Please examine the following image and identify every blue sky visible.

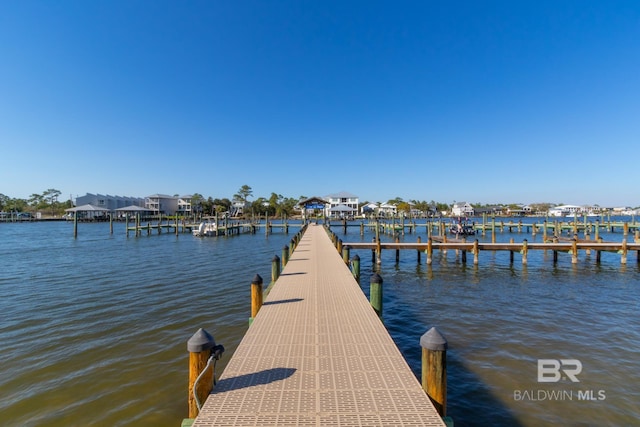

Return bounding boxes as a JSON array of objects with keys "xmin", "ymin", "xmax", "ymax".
[{"xmin": 1, "ymin": 1, "xmax": 639, "ymax": 206}]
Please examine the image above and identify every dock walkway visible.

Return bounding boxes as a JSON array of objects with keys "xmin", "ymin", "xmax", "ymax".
[{"xmin": 192, "ymin": 223, "xmax": 445, "ymax": 426}]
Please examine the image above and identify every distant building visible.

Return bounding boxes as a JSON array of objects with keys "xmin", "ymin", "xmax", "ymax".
[
  {"xmin": 324, "ymin": 191, "xmax": 359, "ymax": 219},
  {"xmin": 75, "ymin": 193, "xmax": 145, "ymax": 210},
  {"xmin": 548, "ymin": 204, "xmax": 582, "ymax": 217},
  {"xmin": 360, "ymin": 202, "xmax": 378, "ymax": 215},
  {"xmin": 378, "ymin": 203, "xmax": 397, "ymax": 217},
  {"xmin": 145, "ymin": 194, "xmax": 192, "ymax": 215},
  {"xmin": 452, "ymin": 202, "xmax": 474, "ymax": 217},
  {"xmin": 230, "ymin": 199, "xmax": 247, "ymax": 217}
]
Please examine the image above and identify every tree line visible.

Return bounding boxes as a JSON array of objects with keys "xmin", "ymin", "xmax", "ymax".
[
  {"xmin": 0, "ymin": 184, "xmax": 560, "ymax": 218},
  {"xmin": 0, "ymin": 189, "xmax": 70, "ymax": 217}
]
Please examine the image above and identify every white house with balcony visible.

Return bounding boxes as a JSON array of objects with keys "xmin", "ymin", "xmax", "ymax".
[
  {"xmin": 324, "ymin": 191, "xmax": 359, "ymax": 219},
  {"xmin": 145, "ymin": 194, "xmax": 192, "ymax": 215},
  {"xmin": 452, "ymin": 202, "xmax": 475, "ymax": 217}
]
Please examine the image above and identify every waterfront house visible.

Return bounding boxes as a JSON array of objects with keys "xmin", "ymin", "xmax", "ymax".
[
  {"xmin": 324, "ymin": 191, "xmax": 359, "ymax": 219},
  {"xmin": 145, "ymin": 194, "xmax": 192, "ymax": 215},
  {"xmin": 452, "ymin": 202, "xmax": 475, "ymax": 217},
  {"xmin": 548, "ymin": 204, "xmax": 581, "ymax": 217},
  {"xmin": 378, "ymin": 203, "xmax": 397, "ymax": 217},
  {"xmin": 75, "ymin": 193, "xmax": 145, "ymax": 211}
]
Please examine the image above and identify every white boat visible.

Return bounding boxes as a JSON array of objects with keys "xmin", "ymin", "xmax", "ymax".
[{"xmin": 192, "ymin": 221, "xmax": 217, "ymax": 237}]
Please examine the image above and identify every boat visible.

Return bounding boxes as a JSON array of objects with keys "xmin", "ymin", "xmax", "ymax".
[
  {"xmin": 192, "ymin": 221, "xmax": 217, "ymax": 237},
  {"xmin": 449, "ymin": 221, "xmax": 476, "ymax": 236}
]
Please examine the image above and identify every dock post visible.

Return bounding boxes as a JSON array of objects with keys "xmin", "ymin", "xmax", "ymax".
[
  {"xmin": 369, "ymin": 273, "xmax": 383, "ymax": 317},
  {"xmin": 73, "ymin": 211, "xmax": 78, "ymax": 238},
  {"xmin": 250, "ymin": 274, "xmax": 264, "ymax": 322},
  {"xmin": 521, "ymin": 239, "xmax": 528, "ymax": 265},
  {"xmin": 482, "ymin": 212, "xmax": 487, "ymax": 236},
  {"xmin": 187, "ymin": 328, "xmax": 215, "ymax": 419},
  {"xmin": 417, "ymin": 236, "xmax": 422, "ymax": 264},
  {"xmin": 621, "ymin": 239, "xmax": 628, "ymax": 264},
  {"xmin": 473, "ymin": 239, "xmax": 479, "ymax": 265},
  {"xmin": 395, "ymin": 236, "xmax": 400, "ymax": 263},
  {"xmin": 623, "ymin": 222, "xmax": 629, "ymax": 238},
  {"xmin": 420, "ymin": 327, "xmax": 447, "ymax": 416},
  {"xmin": 109, "ymin": 213, "xmax": 113, "ymax": 234},
  {"xmin": 596, "ymin": 237, "xmax": 602, "ymax": 263},
  {"xmin": 271, "ymin": 255, "xmax": 280, "ymax": 283},
  {"xmin": 282, "ymin": 245, "xmax": 289, "ymax": 268},
  {"xmin": 427, "ymin": 237, "xmax": 433, "ymax": 265},
  {"xmin": 371, "ymin": 237, "xmax": 376, "ymax": 264},
  {"xmin": 461, "ymin": 237, "xmax": 467, "ymax": 264},
  {"xmin": 376, "ymin": 235, "xmax": 382, "ymax": 265},
  {"xmin": 552, "ymin": 237, "xmax": 558, "ymax": 263},
  {"xmin": 351, "ymin": 254, "xmax": 360, "ymax": 282},
  {"xmin": 337, "ymin": 238, "xmax": 343, "ymax": 254},
  {"xmin": 571, "ymin": 237, "xmax": 578, "ymax": 264},
  {"xmin": 125, "ymin": 214, "xmax": 129, "ymax": 237},
  {"xmin": 342, "ymin": 245, "xmax": 350, "ymax": 264},
  {"xmin": 491, "ymin": 216, "xmax": 496, "ymax": 243},
  {"xmin": 509, "ymin": 238, "xmax": 514, "ymax": 263},
  {"xmin": 360, "ymin": 222, "xmax": 364, "ymax": 236}
]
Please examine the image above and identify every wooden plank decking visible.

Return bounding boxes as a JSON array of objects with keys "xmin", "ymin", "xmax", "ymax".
[{"xmin": 192, "ymin": 223, "xmax": 445, "ymax": 427}]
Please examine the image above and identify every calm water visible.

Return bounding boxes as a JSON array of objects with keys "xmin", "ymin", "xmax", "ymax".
[{"xmin": 1, "ymin": 220, "xmax": 638, "ymax": 426}]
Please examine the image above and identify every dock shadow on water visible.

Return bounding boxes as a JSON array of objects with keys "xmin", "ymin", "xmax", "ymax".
[{"xmin": 214, "ymin": 368, "xmax": 297, "ymax": 392}]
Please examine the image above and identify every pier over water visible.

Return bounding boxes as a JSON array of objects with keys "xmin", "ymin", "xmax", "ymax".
[{"xmin": 192, "ymin": 224, "xmax": 445, "ymax": 426}]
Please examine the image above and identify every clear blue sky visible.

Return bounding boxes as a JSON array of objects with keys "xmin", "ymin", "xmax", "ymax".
[{"xmin": 1, "ymin": 1, "xmax": 639, "ymax": 207}]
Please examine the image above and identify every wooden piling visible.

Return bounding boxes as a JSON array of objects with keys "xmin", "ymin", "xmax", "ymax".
[
  {"xmin": 427, "ymin": 237, "xmax": 433, "ymax": 265},
  {"xmin": 187, "ymin": 328, "xmax": 215, "ymax": 419},
  {"xmin": 251, "ymin": 274, "xmax": 264, "ymax": 320},
  {"xmin": 282, "ymin": 245, "xmax": 289, "ymax": 269},
  {"xmin": 417, "ymin": 236, "xmax": 422, "ymax": 264},
  {"xmin": 73, "ymin": 211, "xmax": 78, "ymax": 238},
  {"xmin": 509, "ymin": 238, "xmax": 514, "ymax": 263},
  {"xmin": 351, "ymin": 254, "xmax": 360, "ymax": 282},
  {"xmin": 395, "ymin": 236, "xmax": 400, "ymax": 263},
  {"xmin": 420, "ymin": 327, "xmax": 447, "ymax": 417},
  {"xmin": 370, "ymin": 273, "xmax": 383, "ymax": 318},
  {"xmin": 271, "ymin": 255, "xmax": 280, "ymax": 283},
  {"xmin": 342, "ymin": 245, "xmax": 350, "ymax": 264},
  {"xmin": 491, "ymin": 216, "xmax": 496, "ymax": 243},
  {"xmin": 521, "ymin": 239, "xmax": 528, "ymax": 265},
  {"xmin": 473, "ymin": 239, "xmax": 479, "ymax": 265}
]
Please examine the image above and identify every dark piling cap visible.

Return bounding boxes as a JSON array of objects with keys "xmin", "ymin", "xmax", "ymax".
[
  {"xmin": 370, "ymin": 273, "xmax": 383, "ymax": 284},
  {"xmin": 272, "ymin": 255, "xmax": 280, "ymax": 262},
  {"xmin": 353, "ymin": 254, "xmax": 360, "ymax": 261},
  {"xmin": 420, "ymin": 327, "xmax": 448, "ymax": 351},
  {"xmin": 187, "ymin": 328, "xmax": 216, "ymax": 353},
  {"xmin": 252, "ymin": 274, "xmax": 263, "ymax": 285}
]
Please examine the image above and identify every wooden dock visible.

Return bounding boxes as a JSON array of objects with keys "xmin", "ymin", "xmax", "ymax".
[{"xmin": 190, "ymin": 224, "xmax": 446, "ymax": 426}]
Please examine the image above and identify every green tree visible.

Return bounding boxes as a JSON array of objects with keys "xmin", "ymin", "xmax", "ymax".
[
  {"xmin": 191, "ymin": 193, "xmax": 204, "ymax": 215},
  {"xmin": 43, "ymin": 188, "xmax": 61, "ymax": 216},
  {"xmin": 0, "ymin": 193, "xmax": 8, "ymax": 211},
  {"xmin": 235, "ymin": 185, "xmax": 253, "ymax": 204}
]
